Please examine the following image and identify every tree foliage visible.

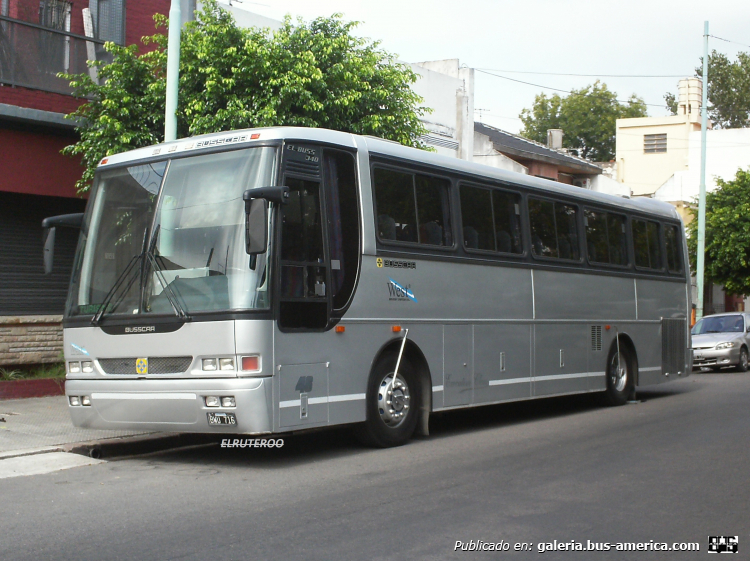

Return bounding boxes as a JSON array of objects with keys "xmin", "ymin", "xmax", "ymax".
[
  {"xmin": 518, "ymin": 81, "xmax": 647, "ymax": 162},
  {"xmin": 687, "ymin": 168, "xmax": 750, "ymax": 296},
  {"xmin": 696, "ymin": 50, "xmax": 750, "ymax": 129},
  {"xmin": 61, "ymin": 1, "xmax": 427, "ymax": 192}
]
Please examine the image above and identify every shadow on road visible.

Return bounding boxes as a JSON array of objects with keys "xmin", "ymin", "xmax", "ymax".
[{"xmin": 128, "ymin": 376, "xmax": 704, "ymax": 470}]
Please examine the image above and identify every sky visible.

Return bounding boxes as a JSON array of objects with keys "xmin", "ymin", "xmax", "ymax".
[{"xmin": 224, "ymin": 0, "xmax": 750, "ymax": 134}]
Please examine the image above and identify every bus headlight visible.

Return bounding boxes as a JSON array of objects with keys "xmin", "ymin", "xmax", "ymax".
[
  {"xmin": 81, "ymin": 361, "xmax": 93, "ymax": 373},
  {"xmin": 81, "ymin": 395, "xmax": 91, "ymax": 406},
  {"xmin": 68, "ymin": 361, "xmax": 81, "ymax": 374},
  {"xmin": 202, "ymin": 358, "xmax": 218, "ymax": 371},
  {"xmin": 205, "ymin": 396, "xmax": 220, "ymax": 407},
  {"xmin": 221, "ymin": 396, "xmax": 236, "ymax": 407},
  {"xmin": 69, "ymin": 396, "xmax": 81, "ymax": 406},
  {"xmin": 219, "ymin": 358, "xmax": 235, "ymax": 371}
]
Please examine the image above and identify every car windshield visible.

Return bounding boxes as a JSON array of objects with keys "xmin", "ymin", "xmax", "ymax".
[
  {"xmin": 66, "ymin": 147, "xmax": 277, "ymax": 318},
  {"xmin": 691, "ymin": 315, "xmax": 745, "ymax": 335}
]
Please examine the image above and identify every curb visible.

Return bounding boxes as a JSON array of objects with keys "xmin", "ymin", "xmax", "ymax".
[
  {"xmin": 0, "ymin": 378, "xmax": 65, "ymax": 400},
  {"xmin": 62, "ymin": 432, "xmax": 218, "ymax": 459}
]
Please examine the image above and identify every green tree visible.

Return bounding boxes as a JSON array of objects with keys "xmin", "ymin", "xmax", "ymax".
[
  {"xmin": 687, "ymin": 168, "xmax": 750, "ymax": 296},
  {"xmin": 518, "ymin": 81, "xmax": 647, "ymax": 162},
  {"xmin": 697, "ymin": 50, "xmax": 750, "ymax": 129},
  {"xmin": 61, "ymin": 1, "xmax": 427, "ymax": 193}
]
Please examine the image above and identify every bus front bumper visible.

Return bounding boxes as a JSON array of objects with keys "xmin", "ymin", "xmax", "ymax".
[{"xmin": 65, "ymin": 377, "xmax": 273, "ymax": 434}]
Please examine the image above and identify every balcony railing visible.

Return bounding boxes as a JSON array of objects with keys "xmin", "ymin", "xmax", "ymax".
[{"xmin": 0, "ymin": 15, "xmax": 107, "ymax": 96}]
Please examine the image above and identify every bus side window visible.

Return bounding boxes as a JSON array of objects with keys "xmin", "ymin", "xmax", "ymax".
[
  {"xmin": 585, "ymin": 209, "xmax": 628, "ymax": 266},
  {"xmin": 665, "ymin": 224, "xmax": 683, "ymax": 273},
  {"xmin": 633, "ymin": 218, "xmax": 662, "ymax": 270},
  {"xmin": 323, "ymin": 150, "xmax": 360, "ymax": 310},
  {"xmin": 460, "ymin": 185, "xmax": 494, "ymax": 251},
  {"xmin": 373, "ymin": 167, "xmax": 452, "ymax": 247},
  {"xmin": 492, "ymin": 190, "xmax": 523, "ymax": 254},
  {"xmin": 529, "ymin": 198, "xmax": 557, "ymax": 258},
  {"xmin": 373, "ymin": 168, "xmax": 416, "ymax": 243}
]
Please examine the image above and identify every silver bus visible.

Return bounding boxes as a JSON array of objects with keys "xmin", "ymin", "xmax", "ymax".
[{"xmin": 44, "ymin": 127, "xmax": 691, "ymax": 447}]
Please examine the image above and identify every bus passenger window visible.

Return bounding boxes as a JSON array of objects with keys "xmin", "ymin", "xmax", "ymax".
[
  {"xmin": 555, "ymin": 204, "xmax": 579, "ymax": 260},
  {"xmin": 373, "ymin": 168, "xmax": 416, "ymax": 243},
  {"xmin": 585, "ymin": 210, "xmax": 628, "ymax": 266},
  {"xmin": 665, "ymin": 224, "xmax": 683, "ymax": 273},
  {"xmin": 460, "ymin": 186, "xmax": 494, "ymax": 250},
  {"xmin": 529, "ymin": 199, "xmax": 557, "ymax": 258},
  {"xmin": 492, "ymin": 190, "xmax": 523, "ymax": 254},
  {"xmin": 373, "ymin": 167, "xmax": 452, "ymax": 247},
  {"xmin": 633, "ymin": 219, "xmax": 661, "ymax": 269},
  {"xmin": 415, "ymin": 175, "xmax": 452, "ymax": 246}
]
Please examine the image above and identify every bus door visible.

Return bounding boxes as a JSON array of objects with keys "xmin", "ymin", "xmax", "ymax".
[{"xmin": 274, "ymin": 143, "xmax": 332, "ymax": 429}]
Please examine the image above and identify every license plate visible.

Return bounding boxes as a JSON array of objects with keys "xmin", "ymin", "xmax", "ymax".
[{"xmin": 207, "ymin": 412, "xmax": 236, "ymax": 426}]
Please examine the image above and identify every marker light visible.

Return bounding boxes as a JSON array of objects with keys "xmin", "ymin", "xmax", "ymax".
[
  {"xmin": 69, "ymin": 396, "xmax": 81, "ymax": 406},
  {"xmin": 81, "ymin": 395, "xmax": 91, "ymax": 406},
  {"xmin": 202, "ymin": 358, "xmax": 218, "ymax": 371},
  {"xmin": 219, "ymin": 358, "xmax": 235, "ymax": 371},
  {"xmin": 335, "ymin": 325, "xmax": 345, "ymax": 333},
  {"xmin": 241, "ymin": 355, "xmax": 260, "ymax": 372},
  {"xmin": 81, "ymin": 361, "xmax": 93, "ymax": 373},
  {"xmin": 205, "ymin": 396, "xmax": 220, "ymax": 407},
  {"xmin": 221, "ymin": 396, "xmax": 236, "ymax": 407},
  {"xmin": 68, "ymin": 361, "xmax": 81, "ymax": 373},
  {"xmin": 250, "ymin": 133, "xmax": 261, "ymax": 139},
  {"xmin": 392, "ymin": 326, "xmax": 401, "ymax": 333}
]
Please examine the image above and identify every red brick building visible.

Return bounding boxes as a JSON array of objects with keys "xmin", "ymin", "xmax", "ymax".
[{"xmin": 0, "ymin": 0, "xmax": 169, "ymax": 365}]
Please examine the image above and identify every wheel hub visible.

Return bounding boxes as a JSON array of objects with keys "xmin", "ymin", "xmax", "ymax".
[
  {"xmin": 610, "ymin": 351, "xmax": 627, "ymax": 392},
  {"xmin": 377, "ymin": 373, "xmax": 411, "ymax": 428}
]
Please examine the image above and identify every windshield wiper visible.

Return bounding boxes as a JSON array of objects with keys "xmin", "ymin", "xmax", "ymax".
[
  {"xmin": 146, "ymin": 250, "xmax": 190, "ymax": 321},
  {"xmin": 91, "ymin": 254, "xmax": 142, "ymax": 325}
]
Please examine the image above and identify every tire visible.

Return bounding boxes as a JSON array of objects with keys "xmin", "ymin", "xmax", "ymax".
[
  {"xmin": 355, "ymin": 353, "xmax": 420, "ymax": 448},
  {"xmin": 737, "ymin": 347, "xmax": 749, "ymax": 372},
  {"xmin": 603, "ymin": 343, "xmax": 635, "ymax": 406}
]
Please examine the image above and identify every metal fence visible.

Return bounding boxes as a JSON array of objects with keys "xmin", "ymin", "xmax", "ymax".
[{"xmin": 0, "ymin": 15, "xmax": 105, "ymax": 95}]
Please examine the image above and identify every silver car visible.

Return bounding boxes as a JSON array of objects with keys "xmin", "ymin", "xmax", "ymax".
[{"xmin": 691, "ymin": 312, "xmax": 750, "ymax": 372}]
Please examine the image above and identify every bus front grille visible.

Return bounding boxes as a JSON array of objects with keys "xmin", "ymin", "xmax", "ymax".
[{"xmin": 98, "ymin": 357, "xmax": 193, "ymax": 375}]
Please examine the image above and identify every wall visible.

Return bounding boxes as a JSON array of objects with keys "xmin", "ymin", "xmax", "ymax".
[
  {"xmin": 615, "ymin": 114, "xmax": 701, "ymax": 197},
  {"xmin": 0, "ymin": 316, "xmax": 63, "ymax": 365},
  {"xmin": 472, "ymin": 131, "xmax": 527, "ymax": 174}
]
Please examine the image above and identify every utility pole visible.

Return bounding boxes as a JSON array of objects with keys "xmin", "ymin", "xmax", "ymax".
[
  {"xmin": 164, "ymin": 0, "xmax": 182, "ymax": 142},
  {"xmin": 696, "ymin": 21, "xmax": 709, "ymax": 320}
]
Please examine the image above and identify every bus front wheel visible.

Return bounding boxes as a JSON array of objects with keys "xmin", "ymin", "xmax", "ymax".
[
  {"xmin": 603, "ymin": 344, "xmax": 635, "ymax": 406},
  {"xmin": 355, "ymin": 354, "xmax": 420, "ymax": 448}
]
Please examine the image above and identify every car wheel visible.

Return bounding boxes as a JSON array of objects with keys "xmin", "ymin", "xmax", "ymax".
[
  {"xmin": 737, "ymin": 347, "xmax": 749, "ymax": 372},
  {"xmin": 355, "ymin": 353, "xmax": 420, "ymax": 448},
  {"xmin": 603, "ymin": 343, "xmax": 635, "ymax": 406}
]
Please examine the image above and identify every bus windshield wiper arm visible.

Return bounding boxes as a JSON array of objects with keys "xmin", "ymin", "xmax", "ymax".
[
  {"xmin": 146, "ymin": 251, "xmax": 190, "ymax": 322},
  {"xmin": 91, "ymin": 254, "xmax": 142, "ymax": 325}
]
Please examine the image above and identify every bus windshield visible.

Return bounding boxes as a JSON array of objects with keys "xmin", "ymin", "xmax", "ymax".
[{"xmin": 67, "ymin": 147, "xmax": 277, "ymax": 318}]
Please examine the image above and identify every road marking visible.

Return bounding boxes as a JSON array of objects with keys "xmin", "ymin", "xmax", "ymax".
[{"xmin": 0, "ymin": 452, "xmax": 104, "ymax": 480}]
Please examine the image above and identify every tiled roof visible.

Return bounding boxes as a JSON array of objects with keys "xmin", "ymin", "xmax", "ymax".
[{"xmin": 475, "ymin": 122, "xmax": 602, "ymax": 174}]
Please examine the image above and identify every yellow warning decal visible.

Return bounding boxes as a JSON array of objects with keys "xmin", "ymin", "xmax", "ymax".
[
  {"xmin": 135, "ymin": 357, "xmax": 148, "ymax": 375},
  {"xmin": 376, "ymin": 258, "xmax": 383, "ymax": 268}
]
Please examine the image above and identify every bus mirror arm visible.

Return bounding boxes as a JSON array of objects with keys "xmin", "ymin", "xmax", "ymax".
[
  {"xmin": 41, "ymin": 213, "xmax": 84, "ymax": 275},
  {"xmin": 243, "ymin": 186, "xmax": 289, "ymax": 205}
]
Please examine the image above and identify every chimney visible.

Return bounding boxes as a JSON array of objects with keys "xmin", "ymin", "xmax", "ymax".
[
  {"xmin": 678, "ymin": 77, "xmax": 702, "ymax": 115},
  {"xmin": 547, "ymin": 129, "xmax": 563, "ymax": 150}
]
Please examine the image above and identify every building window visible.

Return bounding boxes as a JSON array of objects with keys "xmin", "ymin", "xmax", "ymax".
[{"xmin": 644, "ymin": 133, "xmax": 667, "ymax": 154}]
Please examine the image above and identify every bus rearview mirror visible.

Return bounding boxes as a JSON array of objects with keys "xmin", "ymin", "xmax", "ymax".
[
  {"xmin": 43, "ymin": 227, "xmax": 56, "ymax": 275},
  {"xmin": 245, "ymin": 198, "xmax": 268, "ymax": 255}
]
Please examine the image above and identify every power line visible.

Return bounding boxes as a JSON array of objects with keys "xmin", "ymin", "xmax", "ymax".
[
  {"xmin": 709, "ymin": 34, "xmax": 750, "ymax": 50},
  {"xmin": 475, "ymin": 69, "xmax": 668, "ymax": 109},
  {"xmin": 477, "ymin": 68, "xmax": 686, "ymax": 78}
]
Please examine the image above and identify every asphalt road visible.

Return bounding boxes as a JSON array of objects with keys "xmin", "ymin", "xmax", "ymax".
[{"xmin": 2, "ymin": 372, "xmax": 748, "ymax": 561}]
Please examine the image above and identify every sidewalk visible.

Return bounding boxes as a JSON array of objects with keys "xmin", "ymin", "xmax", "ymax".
[{"xmin": 0, "ymin": 395, "xmax": 154, "ymax": 458}]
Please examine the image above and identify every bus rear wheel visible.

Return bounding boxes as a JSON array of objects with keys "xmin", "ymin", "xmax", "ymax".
[
  {"xmin": 603, "ymin": 344, "xmax": 635, "ymax": 406},
  {"xmin": 355, "ymin": 354, "xmax": 420, "ymax": 448}
]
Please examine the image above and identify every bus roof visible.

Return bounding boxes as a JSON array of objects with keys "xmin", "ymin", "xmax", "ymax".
[{"xmin": 98, "ymin": 126, "xmax": 681, "ymax": 221}]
